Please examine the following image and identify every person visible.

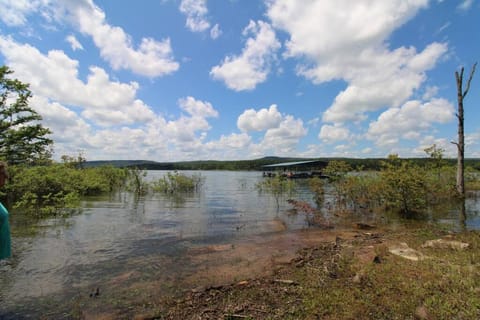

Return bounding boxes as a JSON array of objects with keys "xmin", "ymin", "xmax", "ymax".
[{"xmin": 0, "ymin": 161, "xmax": 11, "ymax": 260}]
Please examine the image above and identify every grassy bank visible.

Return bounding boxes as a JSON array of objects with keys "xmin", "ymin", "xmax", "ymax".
[{"xmin": 160, "ymin": 226, "xmax": 479, "ymax": 319}]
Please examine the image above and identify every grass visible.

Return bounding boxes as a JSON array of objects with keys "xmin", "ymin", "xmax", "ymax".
[{"xmin": 291, "ymin": 229, "xmax": 480, "ymax": 319}]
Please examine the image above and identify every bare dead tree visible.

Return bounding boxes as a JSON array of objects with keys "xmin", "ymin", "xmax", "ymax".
[{"xmin": 452, "ymin": 62, "xmax": 476, "ymax": 197}]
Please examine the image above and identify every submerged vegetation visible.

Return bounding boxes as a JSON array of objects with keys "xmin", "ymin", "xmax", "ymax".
[
  {"xmin": 2, "ymin": 163, "xmax": 205, "ymax": 218},
  {"xmin": 306, "ymin": 147, "xmax": 478, "ymax": 218},
  {"xmin": 152, "ymin": 171, "xmax": 204, "ymax": 194},
  {"xmin": 256, "ymin": 175, "xmax": 296, "ymax": 208},
  {"xmin": 3, "ymin": 163, "xmax": 129, "ymax": 218}
]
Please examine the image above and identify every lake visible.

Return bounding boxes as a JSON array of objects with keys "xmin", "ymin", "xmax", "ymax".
[{"xmin": 1, "ymin": 170, "xmax": 479, "ymax": 318}]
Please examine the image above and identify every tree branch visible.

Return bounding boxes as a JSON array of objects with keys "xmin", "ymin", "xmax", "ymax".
[{"xmin": 463, "ymin": 62, "xmax": 477, "ymax": 98}]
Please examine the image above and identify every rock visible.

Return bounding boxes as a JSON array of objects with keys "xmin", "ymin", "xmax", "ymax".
[
  {"xmin": 388, "ymin": 243, "xmax": 426, "ymax": 261},
  {"xmin": 352, "ymin": 270, "xmax": 365, "ymax": 284},
  {"xmin": 421, "ymin": 239, "xmax": 469, "ymax": 250},
  {"xmin": 273, "ymin": 279, "xmax": 298, "ymax": 285},
  {"xmin": 414, "ymin": 305, "xmax": 431, "ymax": 319}
]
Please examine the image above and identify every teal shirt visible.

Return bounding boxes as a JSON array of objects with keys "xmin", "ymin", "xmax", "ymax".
[{"xmin": 0, "ymin": 202, "xmax": 11, "ymax": 260}]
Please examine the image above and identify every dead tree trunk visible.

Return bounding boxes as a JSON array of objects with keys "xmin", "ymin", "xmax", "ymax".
[{"xmin": 453, "ymin": 62, "xmax": 476, "ymax": 197}]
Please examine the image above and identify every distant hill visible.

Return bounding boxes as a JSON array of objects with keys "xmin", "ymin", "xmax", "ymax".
[
  {"xmin": 84, "ymin": 156, "xmax": 316, "ymax": 171},
  {"xmin": 84, "ymin": 157, "xmax": 480, "ymax": 171}
]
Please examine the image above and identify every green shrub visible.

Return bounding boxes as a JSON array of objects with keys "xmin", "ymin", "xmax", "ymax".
[
  {"xmin": 3, "ymin": 164, "xmax": 128, "ymax": 217},
  {"xmin": 152, "ymin": 171, "xmax": 204, "ymax": 194}
]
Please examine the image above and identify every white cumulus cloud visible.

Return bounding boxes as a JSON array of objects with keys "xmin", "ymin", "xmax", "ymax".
[
  {"xmin": 267, "ymin": 0, "xmax": 448, "ymax": 124},
  {"xmin": 237, "ymin": 104, "xmax": 282, "ymax": 132},
  {"xmin": 178, "ymin": 96, "xmax": 219, "ymax": 118},
  {"xmin": 61, "ymin": 0, "xmax": 179, "ymax": 77},
  {"xmin": 65, "ymin": 34, "xmax": 83, "ymax": 50},
  {"xmin": 367, "ymin": 98, "xmax": 454, "ymax": 147},
  {"xmin": 210, "ymin": 20, "xmax": 280, "ymax": 91},
  {"xmin": 179, "ymin": 0, "xmax": 210, "ymax": 32},
  {"xmin": 0, "ymin": 36, "xmax": 155, "ymax": 126},
  {"xmin": 319, "ymin": 125, "xmax": 351, "ymax": 143}
]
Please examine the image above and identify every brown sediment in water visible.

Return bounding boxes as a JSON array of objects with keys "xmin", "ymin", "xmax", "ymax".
[
  {"xmin": 180, "ymin": 228, "xmax": 361, "ymax": 289},
  {"xmin": 74, "ymin": 221, "xmax": 383, "ymax": 319}
]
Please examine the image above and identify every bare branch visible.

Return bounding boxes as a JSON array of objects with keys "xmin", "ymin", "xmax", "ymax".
[
  {"xmin": 463, "ymin": 62, "xmax": 477, "ymax": 98},
  {"xmin": 455, "ymin": 67, "xmax": 464, "ymax": 87}
]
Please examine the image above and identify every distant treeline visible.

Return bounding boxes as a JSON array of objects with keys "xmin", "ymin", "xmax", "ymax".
[{"xmin": 84, "ymin": 157, "xmax": 480, "ymax": 172}]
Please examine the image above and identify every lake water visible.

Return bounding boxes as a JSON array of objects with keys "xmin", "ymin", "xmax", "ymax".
[{"xmin": 0, "ymin": 170, "xmax": 479, "ymax": 318}]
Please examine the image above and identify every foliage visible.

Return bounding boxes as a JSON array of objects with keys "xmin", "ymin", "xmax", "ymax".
[
  {"xmin": 323, "ymin": 160, "xmax": 352, "ymax": 182},
  {"xmin": 3, "ymin": 164, "xmax": 128, "ymax": 217},
  {"xmin": 380, "ymin": 155, "xmax": 428, "ymax": 216},
  {"xmin": 334, "ymin": 174, "xmax": 384, "ymax": 213},
  {"xmin": 126, "ymin": 167, "xmax": 149, "ymax": 195},
  {"xmin": 256, "ymin": 175, "xmax": 296, "ymax": 208},
  {"xmin": 308, "ymin": 177, "xmax": 325, "ymax": 207},
  {"xmin": 0, "ymin": 66, "xmax": 53, "ymax": 165},
  {"xmin": 61, "ymin": 152, "xmax": 87, "ymax": 169},
  {"xmin": 310, "ymin": 149, "xmax": 471, "ymax": 217},
  {"xmin": 152, "ymin": 171, "xmax": 204, "ymax": 194}
]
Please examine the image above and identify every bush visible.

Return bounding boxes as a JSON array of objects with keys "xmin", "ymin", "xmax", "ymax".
[
  {"xmin": 152, "ymin": 171, "xmax": 204, "ymax": 194},
  {"xmin": 3, "ymin": 164, "xmax": 128, "ymax": 217}
]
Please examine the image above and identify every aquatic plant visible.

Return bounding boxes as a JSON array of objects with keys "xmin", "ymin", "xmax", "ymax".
[
  {"xmin": 152, "ymin": 171, "xmax": 204, "ymax": 194},
  {"xmin": 256, "ymin": 175, "xmax": 295, "ymax": 209}
]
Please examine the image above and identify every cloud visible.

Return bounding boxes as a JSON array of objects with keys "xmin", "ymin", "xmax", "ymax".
[
  {"xmin": 267, "ymin": 0, "xmax": 448, "ymax": 124},
  {"xmin": 65, "ymin": 34, "xmax": 83, "ymax": 50},
  {"xmin": 260, "ymin": 115, "xmax": 307, "ymax": 154},
  {"xmin": 367, "ymin": 98, "xmax": 454, "ymax": 147},
  {"xmin": 31, "ymin": 95, "xmax": 91, "ymax": 146},
  {"xmin": 179, "ymin": 0, "xmax": 210, "ymax": 32},
  {"xmin": 204, "ymin": 133, "xmax": 252, "ymax": 159},
  {"xmin": 237, "ymin": 104, "xmax": 282, "ymax": 132},
  {"xmin": 0, "ymin": 0, "xmax": 52, "ymax": 26},
  {"xmin": 319, "ymin": 124, "xmax": 350, "ymax": 143},
  {"xmin": 61, "ymin": 0, "xmax": 179, "ymax": 77},
  {"xmin": 236, "ymin": 104, "xmax": 307, "ymax": 156},
  {"xmin": 210, "ymin": 20, "xmax": 280, "ymax": 91},
  {"xmin": 210, "ymin": 23, "xmax": 222, "ymax": 39},
  {"xmin": 457, "ymin": 0, "xmax": 474, "ymax": 11},
  {"xmin": 0, "ymin": 36, "xmax": 155, "ymax": 126},
  {"xmin": 178, "ymin": 96, "xmax": 219, "ymax": 118}
]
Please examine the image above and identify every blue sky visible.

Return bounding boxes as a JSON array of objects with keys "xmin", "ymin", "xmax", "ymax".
[{"xmin": 0, "ymin": 0, "xmax": 479, "ymax": 161}]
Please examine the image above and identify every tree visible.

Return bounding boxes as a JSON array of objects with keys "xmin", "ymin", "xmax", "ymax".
[
  {"xmin": 0, "ymin": 66, "xmax": 53, "ymax": 165},
  {"xmin": 452, "ymin": 62, "xmax": 477, "ymax": 196}
]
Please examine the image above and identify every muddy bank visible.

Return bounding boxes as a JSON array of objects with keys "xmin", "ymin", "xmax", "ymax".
[
  {"xmin": 161, "ymin": 231, "xmax": 384, "ymax": 320},
  {"xmin": 68, "ymin": 227, "xmax": 370, "ymax": 319},
  {"xmin": 158, "ymin": 228, "xmax": 480, "ymax": 320}
]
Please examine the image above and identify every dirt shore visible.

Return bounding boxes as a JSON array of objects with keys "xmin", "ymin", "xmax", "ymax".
[{"xmin": 78, "ymin": 225, "xmax": 480, "ymax": 320}]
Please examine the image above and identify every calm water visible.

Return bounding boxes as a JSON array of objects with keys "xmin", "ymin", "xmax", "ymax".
[
  {"xmin": 0, "ymin": 171, "xmax": 311, "ymax": 318},
  {"xmin": 0, "ymin": 170, "xmax": 479, "ymax": 318}
]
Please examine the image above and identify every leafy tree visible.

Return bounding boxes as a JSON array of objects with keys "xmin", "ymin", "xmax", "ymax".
[
  {"xmin": 380, "ymin": 155, "xmax": 427, "ymax": 216},
  {"xmin": 0, "ymin": 66, "xmax": 53, "ymax": 164},
  {"xmin": 323, "ymin": 160, "xmax": 352, "ymax": 182}
]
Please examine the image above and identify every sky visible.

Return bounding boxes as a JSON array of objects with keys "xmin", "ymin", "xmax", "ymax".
[{"xmin": 0, "ymin": 0, "xmax": 479, "ymax": 161}]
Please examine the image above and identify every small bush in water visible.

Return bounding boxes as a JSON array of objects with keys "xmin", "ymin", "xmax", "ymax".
[{"xmin": 152, "ymin": 171, "xmax": 204, "ymax": 193}]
